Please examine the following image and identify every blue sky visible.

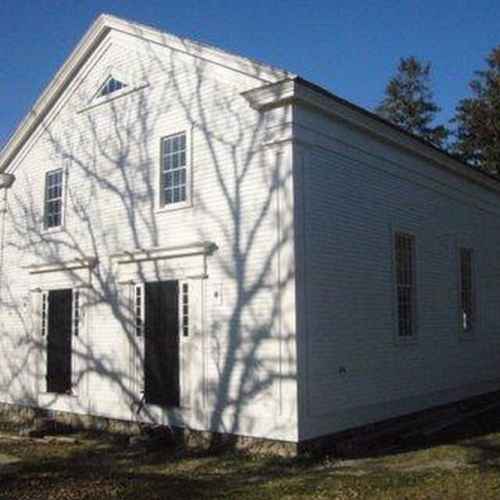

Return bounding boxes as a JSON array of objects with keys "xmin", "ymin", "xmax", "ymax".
[{"xmin": 1, "ymin": 0, "xmax": 499, "ymax": 148}]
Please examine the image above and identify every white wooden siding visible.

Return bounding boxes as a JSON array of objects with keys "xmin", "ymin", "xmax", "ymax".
[
  {"xmin": 295, "ymin": 107, "xmax": 500, "ymax": 440},
  {"xmin": 0, "ymin": 30, "xmax": 298, "ymax": 441}
]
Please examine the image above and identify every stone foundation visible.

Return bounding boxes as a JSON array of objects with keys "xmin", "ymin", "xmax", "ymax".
[
  {"xmin": 0, "ymin": 403, "xmax": 297, "ymax": 456},
  {"xmin": 2, "ymin": 389, "xmax": 498, "ymax": 458}
]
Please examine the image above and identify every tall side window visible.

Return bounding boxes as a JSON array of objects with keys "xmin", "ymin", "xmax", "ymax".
[
  {"xmin": 181, "ymin": 283, "xmax": 189, "ymax": 337},
  {"xmin": 41, "ymin": 291, "xmax": 48, "ymax": 337},
  {"xmin": 160, "ymin": 132, "xmax": 187, "ymax": 206},
  {"xmin": 73, "ymin": 290, "xmax": 80, "ymax": 337},
  {"xmin": 459, "ymin": 248, "xmax": 474, "ymax": 333},
  {"xmin": 395, "ymin": 232, "xmax": 416, "ymax": 338},
  {"xmin": 135, "ymin": 285, "xmax": 144, "ymax": 337},
  {"xmin": 44, "ymin": 169, "xmax": 64, "ymax": 229}
]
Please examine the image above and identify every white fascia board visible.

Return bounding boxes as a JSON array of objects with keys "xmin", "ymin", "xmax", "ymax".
[
  {"xmin": 101, "ymin": 14, "xmax": 292, "ymax": 84},
  {"xmin": 243, "ymin": 78, "xmax": 500, "ymax": 197}
]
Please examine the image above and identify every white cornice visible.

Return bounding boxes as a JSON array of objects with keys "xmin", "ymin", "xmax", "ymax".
[
  {"xmin": 26, "ymin": 257, "xmax": 98, "ymax": 274},
  {"xmin": 243, "ymin": 79, "xmax": 296, "ymax": 111},
  {"xmin": 110, "ymin": 241, "xmax": 217, "ymax": 265},
  {"xmin": 0, "ymin": 14, "xmax": 291, "ymax": 173},
  {"xmin": 242, "ymin": 78, "xmax": 500, "ymax": 197}
]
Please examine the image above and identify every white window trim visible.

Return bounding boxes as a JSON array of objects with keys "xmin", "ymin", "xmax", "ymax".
[
  {"xmin": 178, "ymin": 278, "xmax": 193, "ymax": 409},
  {"xmin": 72, "ymin": 289, "xmax": 81, "ymax": 337},
  {"xmin": 87, "ymin": 80, "xmax": 147, "ymax": 110},
  {"xmin": 155, "ymin": 127, "xmax": 193, "ymax": 213},
  {"xmin": 180, "ymin": 281, "xmax": 189, "ymax": 339},
  {"xmin": 456, "ymin": 243, "xmax": 478, "ymax": 340},
  {"xmin": 40, "ymin": 290, "xmax": 49, "ymax": 338},
  {"xmin": 134, "ymin": 283, "xmax": 145, "ymax": 338},
  {"xmin": 391, "ymin": 226, "xmax": 419, "ymax": 345},
  {"xmin": 78, "ymin": 65, "xmax": 150, "ymax": 113},
  {"xmin": 126, "ymin": 281, "xmax": 145, "ymax": 400},
  {"xmin": 41, "ymin": 166, "xmax": 67, "ymax": 233}
]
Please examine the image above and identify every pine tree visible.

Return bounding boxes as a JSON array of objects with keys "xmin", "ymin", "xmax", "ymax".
[
  {"xmin": 452, "ymin": 46, "xmax": 500, "ymax": 175},
  {"xmin": 376, "ymin": 56, "xmax": 448, "ymax": 148}
]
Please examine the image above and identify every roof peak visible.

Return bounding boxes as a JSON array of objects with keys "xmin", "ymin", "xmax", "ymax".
[
  {"xmin": 0, "ymin": 13, "xmax": 293, "ymax": 171},
  {"xmin": 96, "ymin": 13, "xmax": 292, "ymax": 82}
]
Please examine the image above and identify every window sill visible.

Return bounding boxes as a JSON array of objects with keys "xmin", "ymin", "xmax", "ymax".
[
  {"xmin": 77, "ymin": 83, "xmax": 149, "ymax": 113},
  {"xmin": 39, "ymin": 391, "xmax": 78, "ymax": 399},
  {"xmin": 41, "ymin": 225, "xmax": 65, "ymax": 236},
  {"xmin": 144, "ymin": 402, "xmax": 188, "ymax": 414},
  {"xmin": 155, "ymin": 200, "xmax": 192, "ymax": 214}
]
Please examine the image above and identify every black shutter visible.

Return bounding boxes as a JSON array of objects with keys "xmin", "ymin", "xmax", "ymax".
[
  {"xmin": 144, "ymin": 281, "xmax": 180, "ymax": 406},
  {"xmin": 46, "ymin": 289, "xmax": 73, "ymax": 394}
]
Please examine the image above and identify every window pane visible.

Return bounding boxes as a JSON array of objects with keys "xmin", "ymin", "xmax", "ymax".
[
  {"xmin": 460, "ymin": 248, "xmax": 474, "ymax": 332},
  {"xmin": 164, "ymin": 189, "xmax": 173, "ymax": 204},
  {"xmin": 44, "ymin": 169, "xmax": 64, "ymax": 229},
  {"xmin": 160, "ymin": 132, "xmax": 187, "ymax": 206},
  {"xmin": 395, "ymin": 232, "xmax": 416, "ymax": 337},
  {"xmin": 100, "ymin": 77, "xmax": 127, "ymax": 97},
  {"xmin": 165, "ymin": 172, "xmax": 173, "ymax": 187}
]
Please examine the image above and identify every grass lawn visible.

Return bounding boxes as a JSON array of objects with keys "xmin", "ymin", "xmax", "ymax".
[{"xmin": 1, "ymin": 410, "xmax": 500, "ymax": 499}]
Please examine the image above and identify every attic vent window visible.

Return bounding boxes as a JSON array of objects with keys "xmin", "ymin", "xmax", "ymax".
[{"xmin": 99, "ymin": 77, "xmax": 127, "ymax": 97}]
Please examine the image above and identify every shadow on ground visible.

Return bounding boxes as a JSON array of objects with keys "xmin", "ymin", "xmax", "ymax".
[{"xmin": 3, "ymin": 406, "xmax": 500, "ymax": 499}]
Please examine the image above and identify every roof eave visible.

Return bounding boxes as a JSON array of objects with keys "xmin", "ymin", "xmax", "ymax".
[
  {"xmin": 0, "ymin": 14, "xmax": 110, "ymax": 172},
  {"xmin": 242, "ymin": 77, "xmax": 500, "ymax": 197}
]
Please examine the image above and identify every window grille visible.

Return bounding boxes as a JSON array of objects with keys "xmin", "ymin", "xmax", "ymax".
[
  {"xmin": 395, "ymin": 232, "xmax": 416, "ymax": 337},
  {"xmin": 41, "ymin": 292, "xmax": 48, "ymax": 336},
  {"xmin": 73, "ymin": 290, "xmax": 80, "ymax": 336},
  {"xmin": 135, "ymin": 285, "xmax": 144, "ymax": 337},
  {"xmin": 459, "ymin": 248, "xmax": 474, "ymax": 332},
  {"xmin": 182, "ymin": 283, "xmax": 189, "ymax": 337},
  {"xmin": 99, "ymin": 77, "xmax": 127, "ymax": 97},
  {"xmin": 44, "ymin": 169, "xmax": 64, "ymax": 228},
  {"xmin": 161, "ymin": 133, "xmax": 187, "ymax": 206}
]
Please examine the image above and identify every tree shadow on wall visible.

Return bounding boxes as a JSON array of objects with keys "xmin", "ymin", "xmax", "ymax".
[{"xmin": 0, "ymin": 26, "xmax": 296, "ymax": 450}]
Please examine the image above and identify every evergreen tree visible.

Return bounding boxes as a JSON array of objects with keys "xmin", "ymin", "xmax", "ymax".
[
  {"xmin": 376, "ymin": 56, "xmax": 448, "ymax": 148},
  {"xmin": 452, "ymin": 46, "xmax": 500, "ymax": 174}
]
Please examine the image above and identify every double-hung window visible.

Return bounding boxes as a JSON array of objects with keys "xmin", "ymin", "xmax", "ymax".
[
  {"xmin": 44, "ymin": 169, "xmax": 64, "ymax": 229},
  {"xmin": 394, "ymin": 232, "xmax": 416, "ymax": 338},
  {"xmin": 160, "ymin": 132, "xmax": 188, "ymax": 207},
  {"xmin": 459, "ymin": 248, "xmax": 474, "ymax": 333}
]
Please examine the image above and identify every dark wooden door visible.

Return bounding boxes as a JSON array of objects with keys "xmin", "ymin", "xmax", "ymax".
[
  {"xmin": 144, "ymin": 281, "xmax": 180, "ymax": 406},
  {"xmin": 47, "ymin": 289, "xmax": 73, "ymax": 394}
]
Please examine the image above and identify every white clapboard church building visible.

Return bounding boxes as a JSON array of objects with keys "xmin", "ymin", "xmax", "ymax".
[{"xmin": 1, "ymin": 14, "xmax": 500, "ymax": 450}]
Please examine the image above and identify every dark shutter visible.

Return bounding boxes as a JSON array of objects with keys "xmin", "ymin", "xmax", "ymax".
[
  {"xmin": 144, "ymin": 281, "xmax": 180, "ymax": 406},
  {"xmin": 46, "ymin": 289, "xmax": 73, "ymax": 393}
]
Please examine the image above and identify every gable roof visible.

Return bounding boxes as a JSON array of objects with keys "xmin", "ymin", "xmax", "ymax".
[
  {"xmin": 2, "ymin": 14, "xmax": 498, "ymax": 199},
  {"xmin": 0, "ymin": 13, "xmax": 292, "ymax": 172}
]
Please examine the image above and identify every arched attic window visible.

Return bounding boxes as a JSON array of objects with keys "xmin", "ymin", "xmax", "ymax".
[{"xmin": 98, "ymin": 77, "xmax": 127, "ymax": 97}]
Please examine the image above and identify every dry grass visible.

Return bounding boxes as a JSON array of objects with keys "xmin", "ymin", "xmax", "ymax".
[{"xmin": 1, "ymin": 409, "xmax": 500, "ymax": 499}]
